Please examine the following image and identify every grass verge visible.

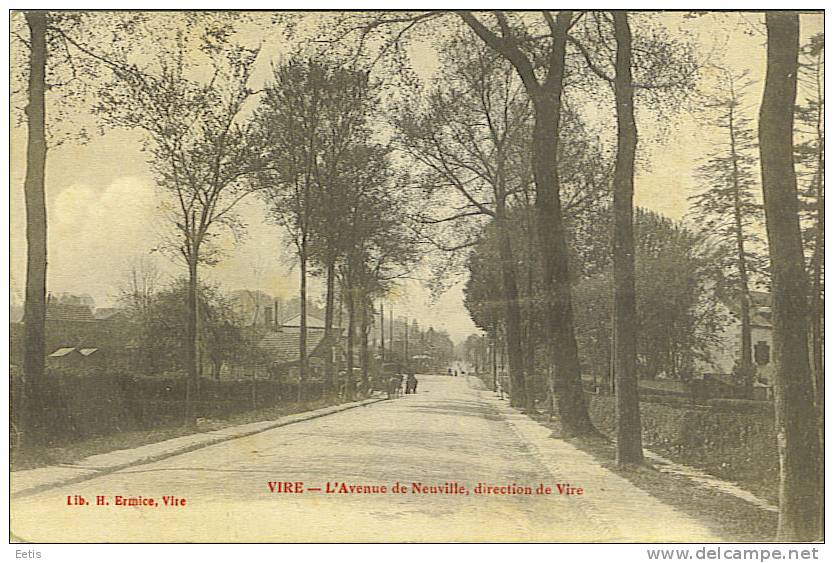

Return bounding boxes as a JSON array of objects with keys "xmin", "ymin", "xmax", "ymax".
[
  {"xmin": 11, "ymin": 395, "xmax": 358, "ymax": 472},
  {"xmin": 530, "ymin": 411, "xmax": 778, "ymax": 542}
]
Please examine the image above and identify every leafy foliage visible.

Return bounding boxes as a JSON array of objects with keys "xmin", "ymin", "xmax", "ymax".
[
  {"xmin": 466, "ymin": 205, "xmax": 724, "ymax": 380},
  {"xmin": 794, "ymin": 32, "xmax": 824, "ymax": 283},
  {"xmin": 127, "ymin": 279, "xmax": 254, "ymax": 376},
  {"xmin": 688, "ymin": 69, "xmax": 768, "ymax": 293}
]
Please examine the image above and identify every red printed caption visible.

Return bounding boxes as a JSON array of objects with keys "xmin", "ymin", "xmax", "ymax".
[{"xmin": 267, "ymin": 481, "xmax": 584, "ymax": 496}]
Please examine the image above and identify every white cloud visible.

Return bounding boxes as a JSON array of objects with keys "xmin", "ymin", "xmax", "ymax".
[
  {"xmin": 46, "ymin": 176, "xmax": 162, "ymax": 304},
  {"xmin": 12, "ymin": 176, "xmax": 479, "ymax": 339}
]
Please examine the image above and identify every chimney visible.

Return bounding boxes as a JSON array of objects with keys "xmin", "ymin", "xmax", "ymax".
[
  {"xmin": 274, "ymin": 299, "xmax": 279, "ymax": 328},
  {"xmin": 264, "ymin": 306, "xmax": 273, "ymax": 328}
]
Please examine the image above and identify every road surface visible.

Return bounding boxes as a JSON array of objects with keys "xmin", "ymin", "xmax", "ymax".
[{"xmin": 11, "ymin": 375, "xmax": 720, "ymax": 542}]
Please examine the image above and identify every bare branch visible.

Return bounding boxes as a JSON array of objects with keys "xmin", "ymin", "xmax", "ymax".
[{"xmin": 456, "ymin": 11, "xmax": 540, "ymax": 94}]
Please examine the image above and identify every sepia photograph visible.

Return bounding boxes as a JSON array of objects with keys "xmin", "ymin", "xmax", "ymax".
[{"xmin": 7, "ymin": 6, "xmax": 825, "ymax": 546}]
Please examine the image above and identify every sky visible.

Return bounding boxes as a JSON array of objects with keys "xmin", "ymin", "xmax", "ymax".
[{"xmin": 8, "ymin": 11, "xmax": 823, "ymax": 343}]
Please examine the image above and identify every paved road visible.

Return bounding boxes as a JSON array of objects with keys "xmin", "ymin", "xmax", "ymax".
[{"xmin": 11, "ymin": 375, "xmax": 720, "ymax": 542}]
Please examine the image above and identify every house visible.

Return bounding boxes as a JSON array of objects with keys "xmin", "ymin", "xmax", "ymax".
[
  {"xmin": 696, "ymin": 291, "xmax": 775, "ymax": 389},
  {"xmin": 258, "ymin": 329, "xmax": 339, "ymax": 381},
  {"xmin": 10, "ymin": 302, "xmax": 136, "ymax": 372}
]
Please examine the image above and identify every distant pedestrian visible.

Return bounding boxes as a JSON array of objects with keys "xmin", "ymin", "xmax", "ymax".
[
  {"xmin": 407, "ymin": 373, "xmax": 418, "ymax": 394},
  {"xmin": 454, "ymin": 370, "xmax": 458, "ymax": 377}
]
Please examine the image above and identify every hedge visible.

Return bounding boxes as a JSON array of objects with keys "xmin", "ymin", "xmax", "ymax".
[{"xmin": 10, "ymin": 371, "xmax": 329, "ymax": 445}]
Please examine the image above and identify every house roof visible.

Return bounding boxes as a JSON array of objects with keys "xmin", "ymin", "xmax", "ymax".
[
  {"xmin": 46, "ymin": 304, "xmax": 96, "ymax": 322},
  {"xmin": 258, "ymin": 330, "xmax": 329, "ymax": 365},
  {"xmin": 49, "ymin": 347, "xmax": 78, "ymax": 358},
  {"xmin": 93, "ymin": 307, "xmax": 125, "ymax": 321},
  {"xmin": 281, "ymin": 314, "xmax": 326, "ymax": 329},
  {"xmin": 79, "ymin": 348, "xmax": 99, "ymax": 356},
  {"xmin": 721, "ymin": 291, "xmax": 773, "ymax": 328}
]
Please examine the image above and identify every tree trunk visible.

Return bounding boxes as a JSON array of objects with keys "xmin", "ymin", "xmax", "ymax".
[
  {"xmin": 22, "ymin": 10, "xmax": 49, "ymax": 446},
  {"xmin": 324, "ymin": 259, "xmax": 336, "ymax": 396},
  {"xmin": 185, "ymin": 257, "xmax": 199, "ymax": 426},
  {"xmin": 298, "ymin": 247, "xmax": 308, "ymax": 403},
  {"xmin": 345, "ymin": 281, "xmax": 355, "ymax": 400},
  {"xmin": 380, "ymin": 300, "xmax": 385, "ymax": 362},
  {"xmin": 359, "ymin": 291, "xmax": 369, "ymax": 395},
  {"xmin": 531, "ymin": 98, "xmax": 595, "ymax": 436},
  {"xmin": 525, "ymin": 231, "xmax": 538, "ymax": 411},
  {"xmin": 336, "ymin": 284, "xmax": 345, "ymax": 394},
  {"xmin": 728, "ymin": 94, "xmax": 754, "ymax": 379},
  {"xmin": 612, "ymin": 11, "xmax": 644, "ymax": 466},
  {"xmin": 495, "ymin": 212, "xmax": 528, "ymax": 410},
  {"xmin": 491, "ymin": 323, "xmax": 498, "ymax": 392},
  {"xmin": 759, "ymin": 11, "xmax": 822, "ymax": 542},
  {"xmin": 388, "ymin": 306, "xmax": 393, "ymax": 363}
]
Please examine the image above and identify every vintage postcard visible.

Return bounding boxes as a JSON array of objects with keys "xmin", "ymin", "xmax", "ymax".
[{"xmin": 8, "ymin": 8, "xmax": 825, "ymax": 545}]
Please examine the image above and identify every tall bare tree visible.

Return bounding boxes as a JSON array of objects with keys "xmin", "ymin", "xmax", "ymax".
[
  {"xmin": 337, "ymin": 143, "xmax": 417, "ymax": 397},
  {"xmin": 13, "ymin": 10, "xmax": 144, "ymax": 444},
  {"xmin": 393, "ymin": 32, "xmax": 533, "ymax": 409},
  {"xmin": 758, "ymin": 11, "xmax": 822, "ymax": 542},
  {"xmin": 256, "ymin": 57, "xmax": 373, "ymax": 400},
  {"xmin": 611, "ymin": 11, "xmax": 643, "ymax": 466},
  {"xmin": 328, "ymin": 10, "xmax": 639, "ymax": 433},
  {"xmin": 456, "ymin": 11, "xmax": 597, "ymax": 435},
  {"xmin": 795, "ymin": 32, "xmax": 824, "ymax": 410},
  {"xmin": 567, "ymin": 10, "xmax": 698, "ymax": 457},
  {"xmin": 308, "ymin": 63, "xmax": 377, "ymax": 395},
  {"xmin": 97, "ymin": 31, "xmax": 264, "ymax": 424},
  {"xmin": 690, "ymin": 69, "xmax": 765, "ymax": 385},
  {"xmin": 21, "ymin": 11, "xmax": 49, "ymax": 446}
]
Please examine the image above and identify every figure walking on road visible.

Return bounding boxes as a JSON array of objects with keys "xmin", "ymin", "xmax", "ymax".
[{"xmin": 406, "ymin": 373, "xmax": 418, "ymax": 394}]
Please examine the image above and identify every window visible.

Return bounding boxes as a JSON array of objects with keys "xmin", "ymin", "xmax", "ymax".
[{"xmin": 754, "ymin": 341, "xmax": 771, "ymax": 366}]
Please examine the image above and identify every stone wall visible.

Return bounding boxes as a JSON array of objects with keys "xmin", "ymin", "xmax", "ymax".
[{"xmin": 586, "ymin": 394, "xmax": 778, "ymax": 500}]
